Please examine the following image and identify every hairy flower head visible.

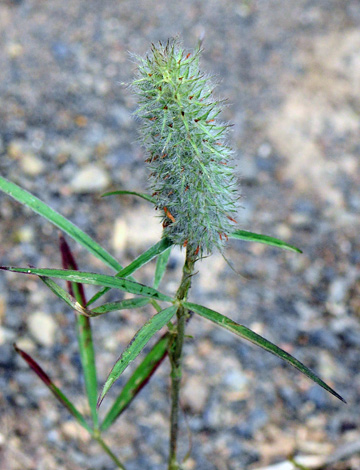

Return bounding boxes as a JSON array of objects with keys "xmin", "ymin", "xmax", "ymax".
[{"xmin": 132, "ymin": 39, "xmax": 239, "ymax": 256}]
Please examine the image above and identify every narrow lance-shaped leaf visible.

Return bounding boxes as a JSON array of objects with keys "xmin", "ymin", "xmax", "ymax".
[
  {"xmin": 184, "ymin": 302, "xmax": 345, "ymax": 403},
  {"xmin": 38, "ymin": 276, "xmax": 92, "ymax": 317},
  {"xmin": 101, "ymin": 190, "xmax": 156, "ymax": 204},
  {"xmin": 101, "ymin": 334, "xmax": 169, "ymax": 431},
  {"xmin": 229, "ymin": 229, "xmax": 302, "ymax": 254},
  {"xmin": 14, "ymin": 344, "xmax": 91, "ymax": 433},
  {"xmin": 38, "ymin": 275, "xmax": 150, "ymax": 317},
  {"xmin": 87, "ymin": 237, "xmax": 173, "ymax": 306},
  {"xmin": 59, "ymin": 234, "xmax": 87, "ymax": 305},
  {"xmin": 91, "ymin": 297, "xmax": 150, "ymax": 317},
  {"xmin": 60, "ymin": 235, "xmax": 99, "ymax": 429},
  {"xmin": 0, "ymin": 176, "xmax": 123, "ymax": 271},
  {"xmin": 0, "ymin": 266, "xmax": 173, "ymax": 302},
  {"xmin": 98, "ymin": 305, "xmax": 177, "ymax": 408},
  {"xmin": 153, "ymin": 246, "xmax": 172, "ymax": 289},
  {"xmin": 117, "ymin": 238, "xmax": 172, "ymax": 279}
]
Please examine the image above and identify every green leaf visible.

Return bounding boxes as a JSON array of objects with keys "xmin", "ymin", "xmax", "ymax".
[
  {"xmin": 153, "ymin": 246, "xmax": 172, "ymax": 289},
  {"xmin": 101, "ymin": 334, "xmax": 169, "ymax": 431},
  {"xmin": 101, "ymin": 190, "xmax": 156, "ymax": 204},
  {"xmin": 60, "ymin": 235, "xmax": 99, "ymax": 429},
  {"xmin": 229, "ymin": 229, "xmax": 302, "ymax": 254},
  {"xmin": 14, "ymin": 344, "xmax": 91, "ymax": 432},
  {"xmin": 37, "ymin": 276, "xmax": 150, "ymax": 317},
  {"xmin": 0, "ymin": 176, "xmax": 123, "ymax": 271},
  {"xmin": 39, "ymin": 276, "xmax": 150, "ymax": 316},
  {"xmin": 118, "ymin": 238, "xmax": 172, "ymax": 278},
  {"xmin": 76, "ymin": 314, "xmax": 99, "ymax": 428},
  {"xmin": 98, "ymin": 305, "xmax": 177, "ymax": 407},
  {"xmin": 91, "ymin": 297, "xmax": 150, "ymax": 316},
  {"xmin": 39, "ymin": 276, "xmax": 92, "ymax": 316},
  {"xmin": 0, "ymin": 267, "xmax": 173, "ymax": 302},
  {"xmin": 184, "ymin": 302, "xmax": 345, "ymax": 403},
  {"xmin": 87, "ymin": 238, "xmax": 173, "ymax": 306},
  {"xmin": 59, "ymin": 234, "xmax": 88, "ymax": 306}
]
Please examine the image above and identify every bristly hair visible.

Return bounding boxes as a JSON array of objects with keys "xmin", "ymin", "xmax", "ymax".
[{"xmin": 131, "ymin": 38, "xmax": 240, "ymax": 256}]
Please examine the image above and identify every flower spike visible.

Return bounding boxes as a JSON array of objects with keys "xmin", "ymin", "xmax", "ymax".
[{"xmin": 132, "ymin": 38, "xmax": 239, "ymax": 256}]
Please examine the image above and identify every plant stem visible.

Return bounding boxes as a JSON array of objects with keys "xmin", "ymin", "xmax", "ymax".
[
  {"xmin": 94, "ymin": 433, "xmax": 127, "ymax": 470},
  {"xmin": 168, "ymin": 247, "xmax": 196, "ymax": 470}
]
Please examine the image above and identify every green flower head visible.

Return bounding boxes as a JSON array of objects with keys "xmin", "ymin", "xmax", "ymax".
[{"xmin": 132, "ymin": 38, "xmax": 239, "ymax": 256}]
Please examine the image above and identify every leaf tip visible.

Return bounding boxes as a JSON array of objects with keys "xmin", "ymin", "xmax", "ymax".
[
  {"xmin": 334, "ymin": 391, "xmax": 347, "ymax": 404},
  {"xmin": 97, "ymin": 394, "xmax": 104, "ymax": 409}
]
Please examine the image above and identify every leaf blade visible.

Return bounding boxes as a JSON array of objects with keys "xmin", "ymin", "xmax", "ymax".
[
  {"xmin": 0, "ymin": 266, "xmax": 173, "ymax": 302},
  {"xmin": 153, "ymin": 246, "xmax": 172, "ymax": 289},
  {"xmin": 185, "ymin": 302, "xmax": 345, "ymax": 403},
  {"xmin": 101, "ymin": 334, "xmax": 169, "ymax": 431},
  {"xmin": 119, "ymin": 238, "xmax": 172, "ymax": 278},
  {"xmin": 101, "ymin": 190, "xmax": 156, "ymax": 204},
  {"xmin": 39, "ymin": 276, "xmax": 92, "ymax": 316},
  {"xmin": 0, "ymin": 176, "xmax": 123, "ymax": 271},
  {"xmin": 230, "ymin": 229, "xmax": 302, "ymax": 254},
  {"xmin": 14, "ymin": 344, "xmax": 91, "ymax": 432},
  {"xmin": 60, "ymin": 235, "xmax": 99, "ymax": 428},
  {"xmin": 97, "ymin": 305, "xmax": 177, "ymax": 407},
  {"xmin": 87, "ymin": 238, "xmax": 172, "ymax": 306},
  {"xmin": 37, "ymin": 276, "xmax": 150, "ymax": 317},
  {"xmin": 91, "ymin": 297, "xmax": 150, "ymax": 316}
]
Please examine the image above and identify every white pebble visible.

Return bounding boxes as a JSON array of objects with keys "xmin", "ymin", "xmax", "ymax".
[
  {"xmin": 27, "ymin": 311, "xmax": 57, "ymax": 347},
  {"xmin": 69, "ymin": 164, "xmax": 110, "ymax": 193},
  {"xmin": 20, "ymin": 154, "xmax": 45, "ymax": 176}
]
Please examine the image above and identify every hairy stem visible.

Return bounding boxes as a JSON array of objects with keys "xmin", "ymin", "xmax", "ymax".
[{"xmin": 168, "ymin": 247, "xmax": 196, "ymax": 470}]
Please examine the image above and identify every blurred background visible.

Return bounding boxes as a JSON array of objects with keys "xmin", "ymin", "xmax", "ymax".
[{"xmin": 0, "ymin": 1, "xmax": 359, "ymax": 469}]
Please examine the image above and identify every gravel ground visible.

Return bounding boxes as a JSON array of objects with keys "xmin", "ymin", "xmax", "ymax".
[{"xmin": 1, "ymin": 1, "xmax": 360, "ymax": 469}]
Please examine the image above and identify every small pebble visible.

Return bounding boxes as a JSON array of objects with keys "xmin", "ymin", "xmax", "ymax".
[
  {"xmin": 61, "ymin": 421, "xmax": 91, "ymax": 443},
  {"xmin": 14, "ymin": 226, "xmax": 35, "ymax": 243},
  {"xmin": 56, "ymin": 141, "xmax": 93, "ymax": 164},
  {"xmin": 328, "ymin": 278, "xmax": 348, "ymax": 304},
  {"xmin": 6, "ymin": 42, "xmax": 24, "ymax": 58},
  {"xmin": 69, "ymin": 164, "xmax": 110, "ymax": 193},
  {"xmin": 241, "ymin": 156, "xmax": 258, "ymax": 182},
  {"xmin": 27, "ymin": 312, "xmax": 57, "ymax": 347},
  {"xmin": 7, "ymin": 140, "xmax": 30, "ymax": 160},
  {"xmin": 182, "ymin": 375, "xmax": 209, "ymax": 413},
  {"xmin": 20, "ymin": 153, "xmax": 45, "ymax": 176},
  {"xmin": 223, "ymin": 369, "xmax": 249, "ymax": 393},
  {"xmin": 15, "ymin": 337, "xmax": 36, "ymax": 352},
  {"xmin": 0, "ymin": 296, "xmax": 6, "ymax": 323},
  {"xmin": 0, "ymin": 327, "xmax": 16, "ymax": 345},
  {"xmin": 112, "ymin": 218, "xmax": 128, "ymax": 253}
]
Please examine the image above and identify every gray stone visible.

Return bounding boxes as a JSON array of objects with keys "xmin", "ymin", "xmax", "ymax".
[
  {"xmin": 20, "ymin": 153, "xmax": 45, "ymax": 176},
  {"xmin": 328, "ymin": 278, "xmax": 348, "ymax": 304},
  {"xmin": 223, "ymin": 369, "xmax": 249, "ymax": 392},
  {"xmin": 27, "ymin": 311, "xmax": 57, "ymax": 347},
  {"xmin": 0, "ymin": 327, "xmax": 16, "ymax": 345},
  {"xmin": 182, "ymin": 376, "xmax": 209, "ymax": 413},
  {"xmin": 69, "ymin": 164, "xmax": 110, "ymax": 193}
]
